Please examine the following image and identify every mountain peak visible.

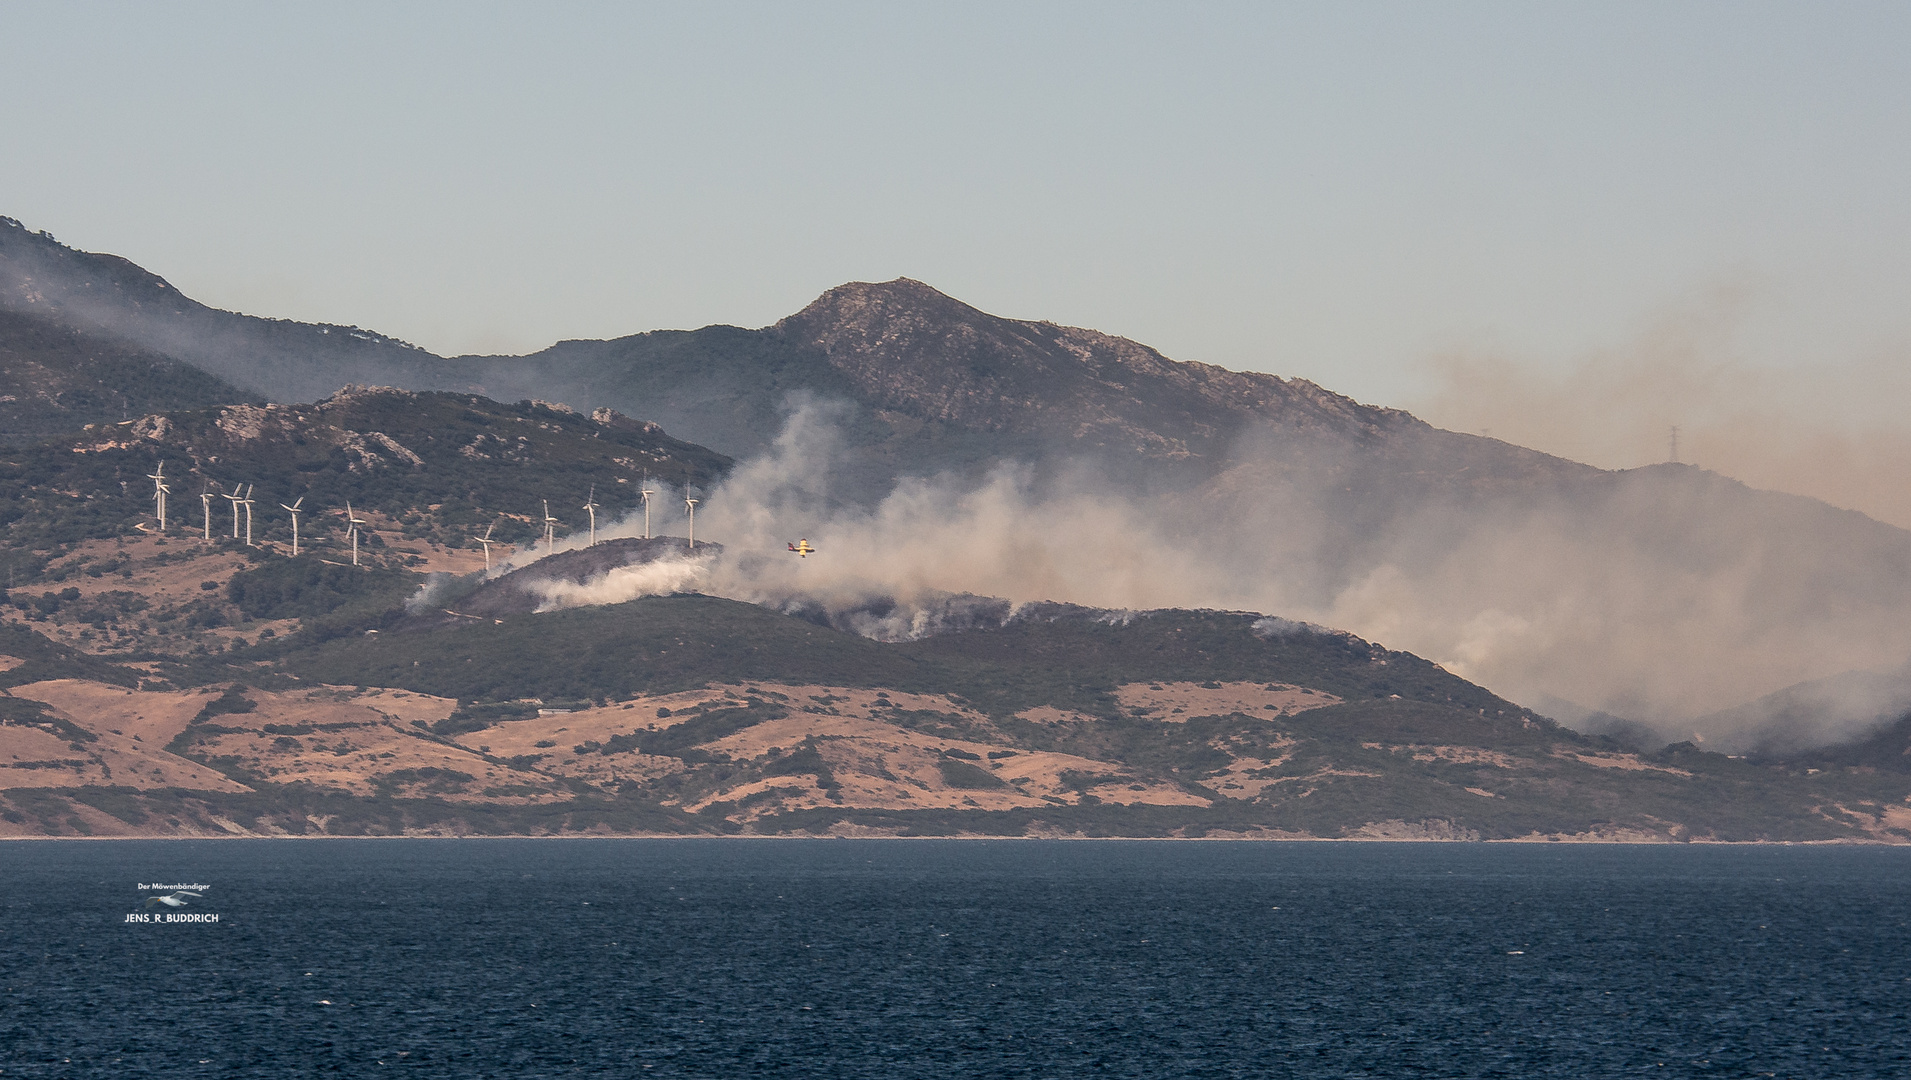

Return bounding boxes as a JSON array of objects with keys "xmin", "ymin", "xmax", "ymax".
[
  {"xmin": 772, "ymin": 276, "xmax": 1407, "ymax": 451},
  {"xmin": 779, "ymin": 276, "xmax": 970, "ymax": 319},
  {"xmin": 772, "ymin": 277, "xmax": 1015, "ymax": 371}
]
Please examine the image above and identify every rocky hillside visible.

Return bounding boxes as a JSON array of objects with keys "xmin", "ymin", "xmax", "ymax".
[
  {"xmin": 437, "ymin": 279, "xmax": 1509, "ymax": 498},
  {"xmin": 0, "ymin": 304, "xmax": 255, "ymax": 443},
  {"xmin": 5, "ymin": 581, "xmax": 1908, "ymax": 842},
  {"xmin": 0, "ymin": 386, "xmax": 731, "ymax": 593},
  {"xmin": 769, "ymin": 278, "xmax": 1419, "ymax": 468},
  {"xmin": 0, "ymin": 217, "xmax": 1763, "ymax": 508},
  {"xmin": 0, "ymin": 216, "xmax": 469, "ymax": 406},
  {"xmin": 0, "ymin": 218, "xmax": 1494, "ymax": 489},
  {"xmin": 12, "ymin": 215, "xmax": 1911, "ymax": 741}
]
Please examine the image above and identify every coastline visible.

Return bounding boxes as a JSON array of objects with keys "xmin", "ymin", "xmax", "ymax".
[{"xmin": 4, "ymin": 831, "xmax": 1904, "ymax": 845}]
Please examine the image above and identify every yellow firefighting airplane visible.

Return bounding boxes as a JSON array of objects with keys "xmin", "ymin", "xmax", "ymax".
[{"xmin": 787, "ymin": 539, "xmax": 818, "ymax": 558}]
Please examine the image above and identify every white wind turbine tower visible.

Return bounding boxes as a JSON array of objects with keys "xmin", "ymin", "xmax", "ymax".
[
  {"xmin": 200, "ymin": 489, "xmax": 214, "ymax": 541},
  {"xmin": 345, "ymin": 502, "xmax": 367, "ymax": 567},
  {"xmin": 639, "ymin": 481, "xmax": 655, "ymax": 540},
  {"xmin": 475, "ymin": 523, "xmax": 497, "ymax": 571},
  {"xmin": 684, "ymin": 496, "xmax": 699, "ymax": 551},
  {"xmin": 147, "ymin": 462, "xmax": 169, "ymax": 531},
  {"xmin": 581, "ymin": 486, "xmax": 600, "ymax": 547},
  {"xmin": 240, "ymin": 485, "xmax": 257, "ymax": 546},
  {"xmin": 280, "ymin": 496, "xmax": 304, "ymax": 556},
  {"xmin": 223, "ymin": 487, "xmax": 243, "ymax": 539},
  {"xmin": 542, "ymin": 500, "xmax": 560, "ymax": 557}
]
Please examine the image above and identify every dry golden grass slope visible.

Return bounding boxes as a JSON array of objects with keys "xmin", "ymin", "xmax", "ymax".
[{"xmin": 0, "ymin": 676, "xmax": 1353, "ymax": 836}]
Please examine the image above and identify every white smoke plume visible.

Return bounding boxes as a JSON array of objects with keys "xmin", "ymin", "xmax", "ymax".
[
  {"xmin": 526, "ymin": 553, "xmax": 715, "ymax": 612},
  {"xmin": 478, "ymin": 475, "xmax": 698, "ymax": 577},
  {"xmin": 517, "ymin": 395, "xmax": 1911, "ymax": 754},
  {"xmin": 689, "ymin": 396, "xmax": 1239, "ymax": 621}
]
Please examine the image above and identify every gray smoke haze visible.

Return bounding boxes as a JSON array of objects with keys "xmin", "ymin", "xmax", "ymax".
[
  {"xmin": 1413, "ymin": 284, "xmax": 1911, "ymax": 532},
  {"xmin": 696, "ymin": 400, "xmax": 1236, "ymax": 617},
  {"xmin": 1690, "ymin": 661, "xmax": 1911, "ymax": 756},
  {"xmin": 512, "ymin": 398, "xmax": 1911, "ymax": 753}
]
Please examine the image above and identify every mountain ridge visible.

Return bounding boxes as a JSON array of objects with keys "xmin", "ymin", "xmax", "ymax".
[
  {"xmin": 0, "ymin": 216, "xmax": 463, "ymax": 405},
  {"xmin": 771, "ymin": 277, "xmax": 1414, "ymax": 452},
  {"xmin": 8, "ymin": 577, "xmax": 1910, "ymax": 842},
  {"xmin": 0, "ymin": 218, "xmax": 1492, "ymax": 488},
  {"xmin": 10, "ymin": 215, "xmax": 1911, "ymax": 740}
]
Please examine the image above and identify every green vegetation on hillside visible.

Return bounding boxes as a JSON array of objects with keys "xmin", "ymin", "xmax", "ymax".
[
  {"xmin": 287, "ymin": 595, "xmax": 923, "ymax": 703},
  {"xmin": 0, "ymin": 623, "xmax": 143, "ymax": 690},
  {"xmin": 283, "ymin": 595, "xmax": 1523, "ymax": 722},
  {"xmin": 896, "ymin": 610, "xmax": 1511, "ymax": 717},
  {"xmin": 0, "ymin": 307, "xmax": 259, "ymax": 444},
  {"xmin": 226, "ymin": 554, "xmax": 422, "ymax": 643},
  {"xmin": 0, "ymin": 389, "xmax": 730, "ymax": 586}
]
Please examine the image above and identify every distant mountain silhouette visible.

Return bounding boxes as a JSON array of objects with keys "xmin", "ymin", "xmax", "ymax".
[
  {"xmin": 11, "ymin": 214, "xmax": 1911, "ymax": 737},
  {"xmin": 3, "ymin": 217, "xmax": 1564, "ymax": 489},
  {"xmin": 0, "ymin": 218, "xmax": 1469, "ymax": 487},
  {"xmin": 446, "ymin": 278, "xmax": 1568, "ymax": 495},
  {"xmin": 0, "ymin": 217, "xmax": 470, "ymax": 408}
]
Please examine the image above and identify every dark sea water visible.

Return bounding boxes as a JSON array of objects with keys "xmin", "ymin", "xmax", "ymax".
[{"xmin": 2, "ymin": 840, "xmax": 1909, "ymax": 1078}]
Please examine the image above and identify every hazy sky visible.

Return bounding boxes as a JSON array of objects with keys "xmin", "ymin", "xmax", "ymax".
[{"xmin": 6, "ymin": 2, "xmax": 1910, "ymax": 513}]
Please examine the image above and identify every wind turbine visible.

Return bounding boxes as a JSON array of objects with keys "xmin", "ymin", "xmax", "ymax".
[
  {"xmin": 581, "ymin": 486, "xmax": 600, "ymax": 547},
  {"xmin": 147, "ymin": 462, "xmax": 169, "ymax": 531},
  {"xmin": 345, "ymin": 502, "xmax": 367, "ymax": 567},
  {"xmin": 223, "ymin": 487, "xmax": 243, "ymax": 539},
  {"xmin": 475, "ymin": 522, "xmax": 497, "ymax": 571},
  {"xmin": 200, "ymin": 489, "xmax": 213, "ymax": 541},
  {"xmin": 639, "ymin": 480, "xmax": 655, "ymax": 540},
  {"xmin": 280, "ymin": 496, "xmax": 304, "ymax": 555},
  {"xmin": 542, "ymin": 500, "xmax": 560, "ymax": 557},
  {"xmin": 684, "ymin": 496, "xmax": 699, "ymax": 551},
  {"xmin": 240, "ymin": 485, "xmax": 257, "ymax": 546}
]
